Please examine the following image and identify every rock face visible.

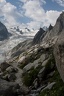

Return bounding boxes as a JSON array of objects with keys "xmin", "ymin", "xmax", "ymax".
[
  {"xmin": 0, "ymin": 22, "xmax": 11, "ymax": 41},
  {"xmin": 54, "ymin": 30, "xmax": 64, "ymax": 82},
  {"xmin": 54, "ymin": 12, "xmax": 64, "ymax": 82},
  {"xmin": 33, "ymin": 28, "xmax": 45, "ymax": 44},
  {"xmin": 48, "ymin": 24, "xmax": 53, "ymax": 31},
  {"xmin": 41, "ymin": 12, "xmax": 64, "ymax": 44}
]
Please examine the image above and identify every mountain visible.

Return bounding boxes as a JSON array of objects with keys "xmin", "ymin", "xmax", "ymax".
[
  {"xmin": 0, "ymin": 12, "xmax": 64, "ymax": 96},
  {"xmin": 0, "ymin": 22, "xmax": 11, "ymax": 41}
]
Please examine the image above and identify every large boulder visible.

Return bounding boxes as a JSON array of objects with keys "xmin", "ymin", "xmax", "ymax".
[
  {"xmin": 54, "ymin": 12, "xmax": 64, "ymax": 82},
  {"xmin": 0, "ymin": 78, "xmax": 20, "ymax": 96},
  {"xmin": 0, "ymin": 62, "xmax": 10, "ymax": 72}
]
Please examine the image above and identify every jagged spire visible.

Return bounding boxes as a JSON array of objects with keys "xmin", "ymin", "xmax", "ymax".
[
  {"xmin": 32, "ymin": 28, "xmax": 45, "ymax": 44},
  {"xmin": 48, "ymin": 24, "xmax": 53, "ymax": 31}
]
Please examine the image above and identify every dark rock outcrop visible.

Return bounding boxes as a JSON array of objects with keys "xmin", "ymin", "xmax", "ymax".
[
  {"xmin": 0, "ymin": 22, "xmax": 11, "ymax": 41},
  {"xmin": 48, "ymin": 24, "xmax": 53, "ymax": 31},
  {"xmin": 0, "ymin": 62, "xmax": 10, "ymax": 72},
  {"xmin": 32, "ymin": 28, "xmax": 45, "ymax": 44},
  {"xmin": 0, "ymin": 78, "xmax": 20, "ymax": 96}
]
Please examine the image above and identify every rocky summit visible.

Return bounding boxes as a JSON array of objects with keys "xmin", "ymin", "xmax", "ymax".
[{"xmin": 0, "ymin": 12, "xmax": 64, "ymax": 96}]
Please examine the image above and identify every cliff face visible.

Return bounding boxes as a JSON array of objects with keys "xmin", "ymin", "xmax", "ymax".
[
  {"xmin": 0, "ymin": 22, "xmax": 11, "ymax": 41},
  {"xmin": 54, "ymin": 12, "xmax": 64, "ymax": 81},
  {"xmin": 42, "ymin": 12, "xmax": 64, "ymax": 82}
]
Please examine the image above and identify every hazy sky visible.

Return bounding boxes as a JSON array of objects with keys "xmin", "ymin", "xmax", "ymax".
[{"xmin": 0, "ymin": 0, "xmax": 64, "ymax": 29}]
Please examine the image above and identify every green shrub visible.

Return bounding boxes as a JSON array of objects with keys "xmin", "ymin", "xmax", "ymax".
[
  {"xmin": 22, "ymin": 66, "xmax": 42, "ymax": 87},
  {"xmin": 44, "ymin": 54, "xmax": 55, "ymax": 75}
]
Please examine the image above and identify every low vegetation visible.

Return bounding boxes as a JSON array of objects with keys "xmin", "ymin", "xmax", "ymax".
[
  {"xmin": 39, "ymin": 70, "xmax": 64, "ymax": 96},
  {"xmin": 22, "ymin": 65, "xmax": 42, "ymax": 87}
]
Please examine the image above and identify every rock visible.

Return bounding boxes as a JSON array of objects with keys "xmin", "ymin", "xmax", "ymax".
[
  {"xmin": 0, "ymin": 78, "xmax": 20, "ymax": 96},
  {"xmin": 36, "ymin": 85, "xmax": 46, "ymax": 92},
  {"xmin": 33, "ymin": 78, "xmax": 38, "ymax": 89},
  {"xmin": 41, "ymin": 82, "xmax": 56, "ymax": 92},
  {"xmin": 0, "ymin": 62, "xmax": 10, "ymax": 72},
  {"xmin": 48, "ymin": 71, "xmax": 55, "ymax": 77},
  {"xmin": 38, "ymin": 67, "xmax": 45, "ymax": 81},
  {"xmin": 6, "ymin": 66, "xmax": 18, "ymax": 73},
  {"xmin": 0, "ymin": 22, "xmax": 11, "ymax": 41},
  {"xmin": 7, "ymin": 73, "xmax": 16, "ymax": 81},
  {"xmin": 54, "ymin": 30, "xmax": 64, "ymax": 82},
  {"xmin": 23, "ymin": 54, "xmax": 46, "ymax": 72},
  {"xmin": 38, "ymin": 67, "xmax": 45, "ymax": 74},
  {"xmin": 30, "ymin": 85, "xmax": 46, "ymax": 95},
  {"xmin": 42, "ymin": 58, "xmax": 49, "ymax": 66},
  {"xmin": 20, "ymin": 85, "xmax": 29, "ymax": 95},
  {"xmin": 53, "ymin": 12, "xmax": 64, "ymax": 82}
]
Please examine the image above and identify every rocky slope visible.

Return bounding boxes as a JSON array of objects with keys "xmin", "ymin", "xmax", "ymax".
[{"xmin": 0, "ymin": 12, "xmax": 64, "ymax": 96}]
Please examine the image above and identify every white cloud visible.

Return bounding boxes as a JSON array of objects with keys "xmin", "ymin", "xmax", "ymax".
[
  {"xmin": 45, "ymin": 10, "xmax": 61, "ymax": 26},
  {"xmin": 26, "ymin": 10, "xmax": 61, "ymax": 29},
  {"xmin": 22, "ymin": 0, "xmax": 46, "ymax": 21},
  {"xmin": 52, "ymin": 0, "xmax": 64, "ymax": 7},
  {"xmin": 0, "ymin": 0, "xmax": 22, "ymax": 28},
  {"xmin": 20, "ymin": 0, "xmax": 61, "ymax": 29},
  {"xmin": 0, "ymin": 0, "xmax": 62, "ymax": 30},
  {"xmin": 27, "ymin": 21, "xmax": 41, "ymax": 29}
]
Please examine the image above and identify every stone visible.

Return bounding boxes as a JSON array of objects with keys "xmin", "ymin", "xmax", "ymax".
[
  {"xmin": 0, "ymin": 62, "xmax": 10, "ymax": 72},
  {"xmin": 8, "ymin": 73, "xmax": 16, "ymax": 81},
  {"xmin": 41, "ymin": 82, "xmax": 56, "ymax": 92},
  {"xmin": 0, "ymin": 78, "xmax": 20, "ymax": 96},
  {"xmin": 38, "ymin": 67, "xmax": 45, "ymax": 80},
  {"xmin": 6, "ymin": 66, "xmax": 18, "ymax": 73}
]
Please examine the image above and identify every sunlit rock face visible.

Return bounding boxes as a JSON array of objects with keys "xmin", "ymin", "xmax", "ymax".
[{"xmin": 54, "ymin": 12, "xmax": 64, "ymax": 82}]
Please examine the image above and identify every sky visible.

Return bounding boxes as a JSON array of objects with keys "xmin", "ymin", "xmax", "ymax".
[{"xmin": 0, "ymin": 0, "xmax": 64, "ymax": 30}]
